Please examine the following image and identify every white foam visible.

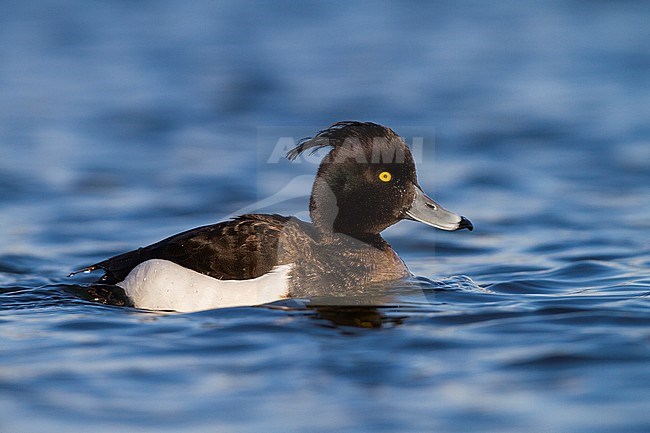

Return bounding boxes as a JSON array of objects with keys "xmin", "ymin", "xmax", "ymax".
[{"xmin": 117, "ymin": 259, "xmax": 291, "ymax": 313}]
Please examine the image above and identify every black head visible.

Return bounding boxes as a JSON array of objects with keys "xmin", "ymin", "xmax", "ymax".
[{"xmin": 287, "ymin": 121, "xmax": 473, "ymax": 237}]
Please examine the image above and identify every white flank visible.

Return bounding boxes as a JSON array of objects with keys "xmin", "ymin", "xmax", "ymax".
[{"xmin": 117, "ymin": 259, "xmax": 291, "ymax": 313}]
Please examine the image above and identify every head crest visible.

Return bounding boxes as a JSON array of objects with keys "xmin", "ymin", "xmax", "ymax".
[{"xmin": 286, "ymin": 121, "xmax": 397, "ymax": 161}]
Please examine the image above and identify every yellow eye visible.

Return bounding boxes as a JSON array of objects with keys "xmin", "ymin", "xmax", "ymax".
[{"xmin": 378, "ymin": 171, "xmax": 392, "ymax": 182}]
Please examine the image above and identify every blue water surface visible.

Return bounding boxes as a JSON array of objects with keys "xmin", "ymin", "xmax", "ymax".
[{"xmin": 1, "ymin": 1, "xmax": 649, "ymax": 432}]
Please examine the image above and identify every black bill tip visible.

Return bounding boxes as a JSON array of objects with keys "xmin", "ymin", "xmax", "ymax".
[{"xmin": 458, "ymin": 216, "xmax": 474, "ymax": 231}]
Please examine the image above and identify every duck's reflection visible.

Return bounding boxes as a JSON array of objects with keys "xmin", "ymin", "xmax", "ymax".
[
  {"xmin": 309, "ymin": 305, "xmax": 404, "ymax": 328},
  {"xmin": 74, "ymin": 283, "xmax": 408, "ymax": 328}
]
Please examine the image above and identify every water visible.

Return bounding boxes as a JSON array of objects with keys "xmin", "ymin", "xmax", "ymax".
[{"xmin": 1, "ymin": 1, "xmax": 649, "ymax": 432}]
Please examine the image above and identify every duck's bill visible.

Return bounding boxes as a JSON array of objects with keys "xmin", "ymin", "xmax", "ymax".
[{"xmin": 405, "ymin": 187, "xmax": 473, "ymax": 231}]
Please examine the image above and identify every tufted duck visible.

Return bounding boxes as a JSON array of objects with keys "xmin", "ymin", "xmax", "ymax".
[{"xmin": 70, "ymin": 121, "xmax": 472, "ymax": 312}]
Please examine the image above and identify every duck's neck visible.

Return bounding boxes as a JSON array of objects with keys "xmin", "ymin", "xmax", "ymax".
[
  {"xmin": 313, "ymin": 220, "xmax": 388, "ymax": 249},
  {"xmin": 342, "ymin": 232, "xmax": 387, "ymax": 248}
]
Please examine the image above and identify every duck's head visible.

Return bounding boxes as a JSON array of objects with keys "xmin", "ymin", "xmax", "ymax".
[{"xmin": 287, "ymin": 121, "xmax": 473, "ymax": 237}]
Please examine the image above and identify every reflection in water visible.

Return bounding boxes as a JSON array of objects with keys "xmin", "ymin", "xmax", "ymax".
[
  {"xmin": 70, "ymin": 282, "xmax": 411, "ymax": 328},
  {"xmin": 71, "ymin": 281, "xmax": 411, "ymax": 328},
  {"xmin": 309, "ymin": 305, "xmax": 405, "ymax": 329}
]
